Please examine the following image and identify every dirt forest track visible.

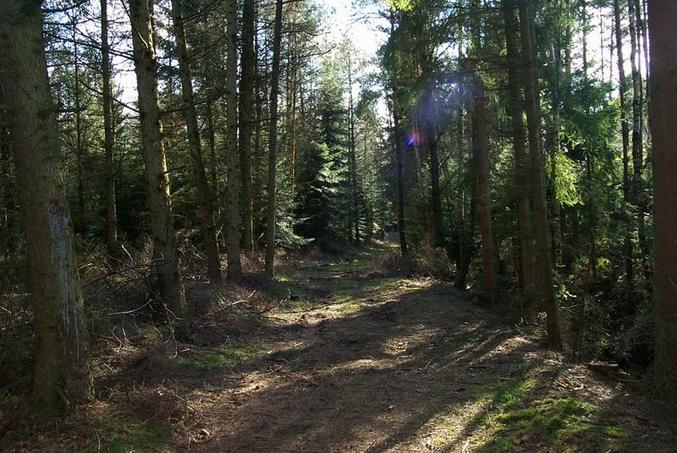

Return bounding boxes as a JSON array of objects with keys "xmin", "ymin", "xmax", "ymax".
[{"xmin": 4, "ymin": 245, "xmax": 677, "ymax": 452}]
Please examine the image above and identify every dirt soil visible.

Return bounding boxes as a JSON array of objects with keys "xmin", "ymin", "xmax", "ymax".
[{"xmin": 3, "ymin": 245, "xmax": 677, "ymax": 452}]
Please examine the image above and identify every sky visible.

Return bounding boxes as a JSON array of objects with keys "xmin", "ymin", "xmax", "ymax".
[
  {"xmin": 111, "ymin": 1, "xmax": 643, "ymax": 114},
  {"xmin": 321, "ymin": 0, "xmax": 387, "ymax": 58},
  {"xmin": 113, "ymin": 0, "xmax": 388, "ymax": 110}
]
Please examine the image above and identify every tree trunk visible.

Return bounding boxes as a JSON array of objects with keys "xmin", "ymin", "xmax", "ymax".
[
  {"xmin": 252, "ymin": 28, "xmax": 264, "ymax": 245},
  {"xmin": 391, "ymin": 96, "xmax": 408, "ymax": 257},
  {"xmin": 205, "ymin": 95, "xmax": 218, "ymax": 194},
  {"xmin": 101, "ymin": 0, "xmax": 119, "ymax": 257},
  {"xmin": 265, "ymin": 0, "xmax": 283, "ymax": 277},
  {"xmin": 503, "ymin": 0, "xmax": 537, "ymax": 312},
  {"xmin": 0, "ymin": 127, "xmax": 12, "ymax": 257},
  {"xmin": 170, "ymin": 0, "xmax": 221, "ymax": 282},
  {"xmin": 548, "ymin": 4, "xmax": 564, "ymax": 267},
  {"xmin": 286, "ymin": 16, "xmax": 298, "ymax": 186},
  {"xmin": 425, "ymin": 114, "xmax": 443, "ymax": 249},
  {"xmin": 203, "ymin": 60, "xmax": 220, "ymax": 198},
  {"xmin": 647, "ymin": 0, "xmax": 677, "ymax": 397},
  {"xmin": 629, "ymin": 0, "xmax": 652, "ymax": 288},
  {"xmin": 628, "ymin": 9, "xmax": 642, "ymax": 173},
  {"xmin": 225, "ymin": 0, "xmax": 242, "ymax": 282},
  {"xmin": 0, "ymin": 0, "xmax": 91, "ymax": 411},
  {"xmin": 455, "ymin": 168, "xmax": 477, "ymax": 291},
  {"xmin": 586, "ymin": 157, "xmax": 598, "ymax": 283},
  {"xmin": 613, "ymin": 0, "xmax": 634, "ymax": 299},
  {"xmin": 128, "ymin": 0, "xmax": 187, "ymax": 325},
  {"xmin": 519, "ymin": 1, "xmax": 563, "ymax": 350},
  {"xmin": 347, "ymin": 55, "xmax": 360, "ymax": 244},
  {"xmin": 239, "ymin": 0, "xmax": 256, "ymax": 254},
  {"xmin": 452, "ymin": 104, "xmax": 465, "ymax": 265},
  {"xmin": 581, "ymin": 0, "xmax": 588, "ymax": 77},
  {"xmin": 472, "ymin": 78, "xmax": 497, "ymax": 306},
  {"xmin": 72, "ymin": 30, "xmax": 86, "ymax": 237}
]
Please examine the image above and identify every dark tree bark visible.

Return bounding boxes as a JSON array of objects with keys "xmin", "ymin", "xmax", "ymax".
[
  {"xmin": 613, "ymin": 0, "xmax": 635, "ymax": 298},
  {"xmin": 503, "ymin": 0, "xmax": 537, "ymax": 312},
  {"xmin": 128, "ymin": 0, "xmax": 187, "ymax": 325},
  {"xmin": 629, "ymin": 0, "xmax": 651, "ymax": 286},
  {"xmin": 239, "ymin": 0, "xmax": 256, "ymax": 254},
  {"xmin": 425, "ymin": 113, "xmax": 443, "ymax": 249},
  {"xmin": 101, "ymin": 0, "xmax": 119, "ymax": 257},
  {"xmin": 391, "ymin": 96, "xmax": 408, "ymax": 257},
  {"xmin": 252, "ymin": 28, "xmax": 264, "ymax": 245},
  {"xmin": 0, "ymin": 0, "xmax": 91, "ymax": 411},
  {"xmin": 205, "ymin": 92, "xmax": 218, "ymax": 196},
  {"xmin": 225, "ymin": 0, "xmax": 242, "ymax": 282},
  {"xmin": 285, "ymin": 11, "xmax": 298, "ymax": 186},
  {"xmin": 455, "ymin": 167, "xmax": 477, "ymax": 291},
  {"xmin": 265, "ymin": 0, "xmax": 283, "ymax": 277},
  {"xmin": 519, "ymin": 1, "xmax": 563, "ymax": 350},
  {"xmin": 170, "ymin": 0, "xmax": 221, "ymax": 282},
  {"xmin": 548, "ymin": 5, "xmax": 564, "ymax": 267},
  {"xmin": 347, "ymin": 54, "xmax": 360, "ymax": 244},
  {"xmin": 387, "ymin": 11, "xmax": 407, "ymax": 257},
  {"xmin": 416, "ymin": 65, "xmax": 443, "ymax": 249},
  {"xmin": 71, "ymin": 29, "xmax": 86, "ymax": 237},
  {"xmin": 472, "ymin": 78, "xmax": 497, "ymax": 306},
  {"xmin": 647, "ymin": 0, "xmax": 677, "ymax": 396}
]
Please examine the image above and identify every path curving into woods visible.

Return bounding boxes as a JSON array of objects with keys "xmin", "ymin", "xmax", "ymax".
[
  {"xmin": 185, "ymin": 247, "xmax": 675, "ymax": 452},
  {"xmin": 5, "ymin": 246, "xmax": 676, "ymax": 452}
]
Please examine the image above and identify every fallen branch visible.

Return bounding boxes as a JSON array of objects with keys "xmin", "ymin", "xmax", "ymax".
[{"xmin": 82, "ymin": 262, "xmax": 155, "ymax": 288}]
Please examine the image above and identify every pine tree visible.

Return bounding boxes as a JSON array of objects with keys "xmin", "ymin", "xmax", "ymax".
[
  {"xmin": 0, "ymin": 0, "xmax": 91, "ymax": 411},
  {"xmin": 128, "ymin": 0, "xmax": 187, "ymax": 325},
  {"xmin": 648, "ymin": 0, "xmax": 677, "ymax": 397}
]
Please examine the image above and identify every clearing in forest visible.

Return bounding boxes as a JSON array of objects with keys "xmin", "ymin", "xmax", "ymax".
[{"xmin": 3, "ymin": 246, "xmax": 676, "ymax": 452}]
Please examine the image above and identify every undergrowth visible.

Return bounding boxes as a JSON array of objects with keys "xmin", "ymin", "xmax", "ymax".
[
  {"xmin": 174, "ymin": 345, "xmax": 263, "ymax": 371},
  {"xmin": 471, "ymin": 377, "xmax": 629, "ymax": 452}
]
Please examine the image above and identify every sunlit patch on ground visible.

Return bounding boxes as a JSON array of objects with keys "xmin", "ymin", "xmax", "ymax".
[{"xmin": 4, "ymin": 246, "xmax": 676, "ymax": 452}]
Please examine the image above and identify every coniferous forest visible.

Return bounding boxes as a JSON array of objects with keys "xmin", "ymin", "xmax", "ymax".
[{"xmin": 1, "ymin": 0, "xmax": 677, "ymax": 450}]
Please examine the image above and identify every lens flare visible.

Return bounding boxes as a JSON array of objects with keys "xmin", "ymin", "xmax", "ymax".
[{"xmin": 405, "ymin": 131, "xmax": 419, "ymax": 147}]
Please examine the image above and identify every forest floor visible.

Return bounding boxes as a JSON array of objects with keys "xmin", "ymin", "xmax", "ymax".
[{"xmin": 3, "ymin": 243, "xmax": 677, "ymax": 452}]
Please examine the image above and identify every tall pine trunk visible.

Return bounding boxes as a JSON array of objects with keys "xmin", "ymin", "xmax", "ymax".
[
  {"xmin": 503, "ymin": 0, "xmax": 537, "ymax": 312},
  {"xmin": 101, "ymin": 0, "xmax": 119, "ymax": 257},
  {"xmin": 472, "ymin": 78, "xmax": 497, "ymax": 306},
  {"xmin": 455, "ymin": 164, "xmax": 477, "ymax": 291},
  {"xmin": 391, "ymin": 96, "xmax": 408, "ymax": 257},
  {"xmin": 265, "ymin": 0, "xmax": 283, "ymax": 276},
  {"xmin": 239, "ymin": 0, "xmax": 256, "ymax": 254},
  {"xmin": 225, "ymin": 0, "xmax": 242, "ymax": 282},
  {"xmin": 648, "ymin": 0, "xmax": 677, "ymax": 397},
  {"xmin": 629, "ymin": 0, "xmax": 651, "ymax": 287},
  {"xmin": 0, "ymin": 0, "xmax": 91, "ymax": 411},
  {"xmin": 72, "ymin": 30, "xmax": 86, "ymax": 237},
  {"xmin": 548, "ymin": 4, "xmax": 564, "ymax": 267},
  {"xmin": 252, "ymin": 28, "xmax": 264, "ymax": 245},
  {"xmin": 347, "ymin": 55, "xmax": 360, "ymax": 244},
  {"xmin": 613, "ymin": 0, "xmax": 634, "ymax": 299},
  {"xmin": 425, "ymin": 112, "xmax": 443, "ymax": 248},
  {"xmin": 519, "ymin": 0, "xmax": 562, "ymax": 350},
  {"xmin": 170, "ymin": 0, "xmax": 221, "ymax": 282},
  {"xmin": 128, "ymin": 0, "xmax": 187, "ymax": 325}
]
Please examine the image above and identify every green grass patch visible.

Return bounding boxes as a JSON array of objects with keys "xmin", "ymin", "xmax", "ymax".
[
  {"xmin": 267, "ymin": 278, "xmax": 308, "ymax": 300},
  {"xmin": 475, "ymin": 376, "xmax": 539, "ymax": 409},
  {"xmin": 79, "ymin": 415, "xmax": 170, "ymax": 453},
  {"xmin": 336, "ymin": 299, "xmax": 361, "ymax": 314},
  {"xmin": 280, "ymin": 298, "xmax": 312, "ymax": 314},
  {"xmin": 175, "ymin": 345, "xmax": 263, "ymax": 371},
  {"xmin": 323, "ymin": 250, "xmax": 374, "ymax": 274},
  {"xmin": 472, "ymin": 378, "xmax": 628, "ymax": 453}
]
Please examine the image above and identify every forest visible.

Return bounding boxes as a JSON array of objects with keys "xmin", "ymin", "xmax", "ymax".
[{"xmin": 1, "ymin": 0, "xmax": 676, "ymax": 450}]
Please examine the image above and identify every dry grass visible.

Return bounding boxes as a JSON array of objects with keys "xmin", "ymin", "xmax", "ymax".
[{"xmin": 2, "ymin": 244, "xmax": 676, "ymax": 452}]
